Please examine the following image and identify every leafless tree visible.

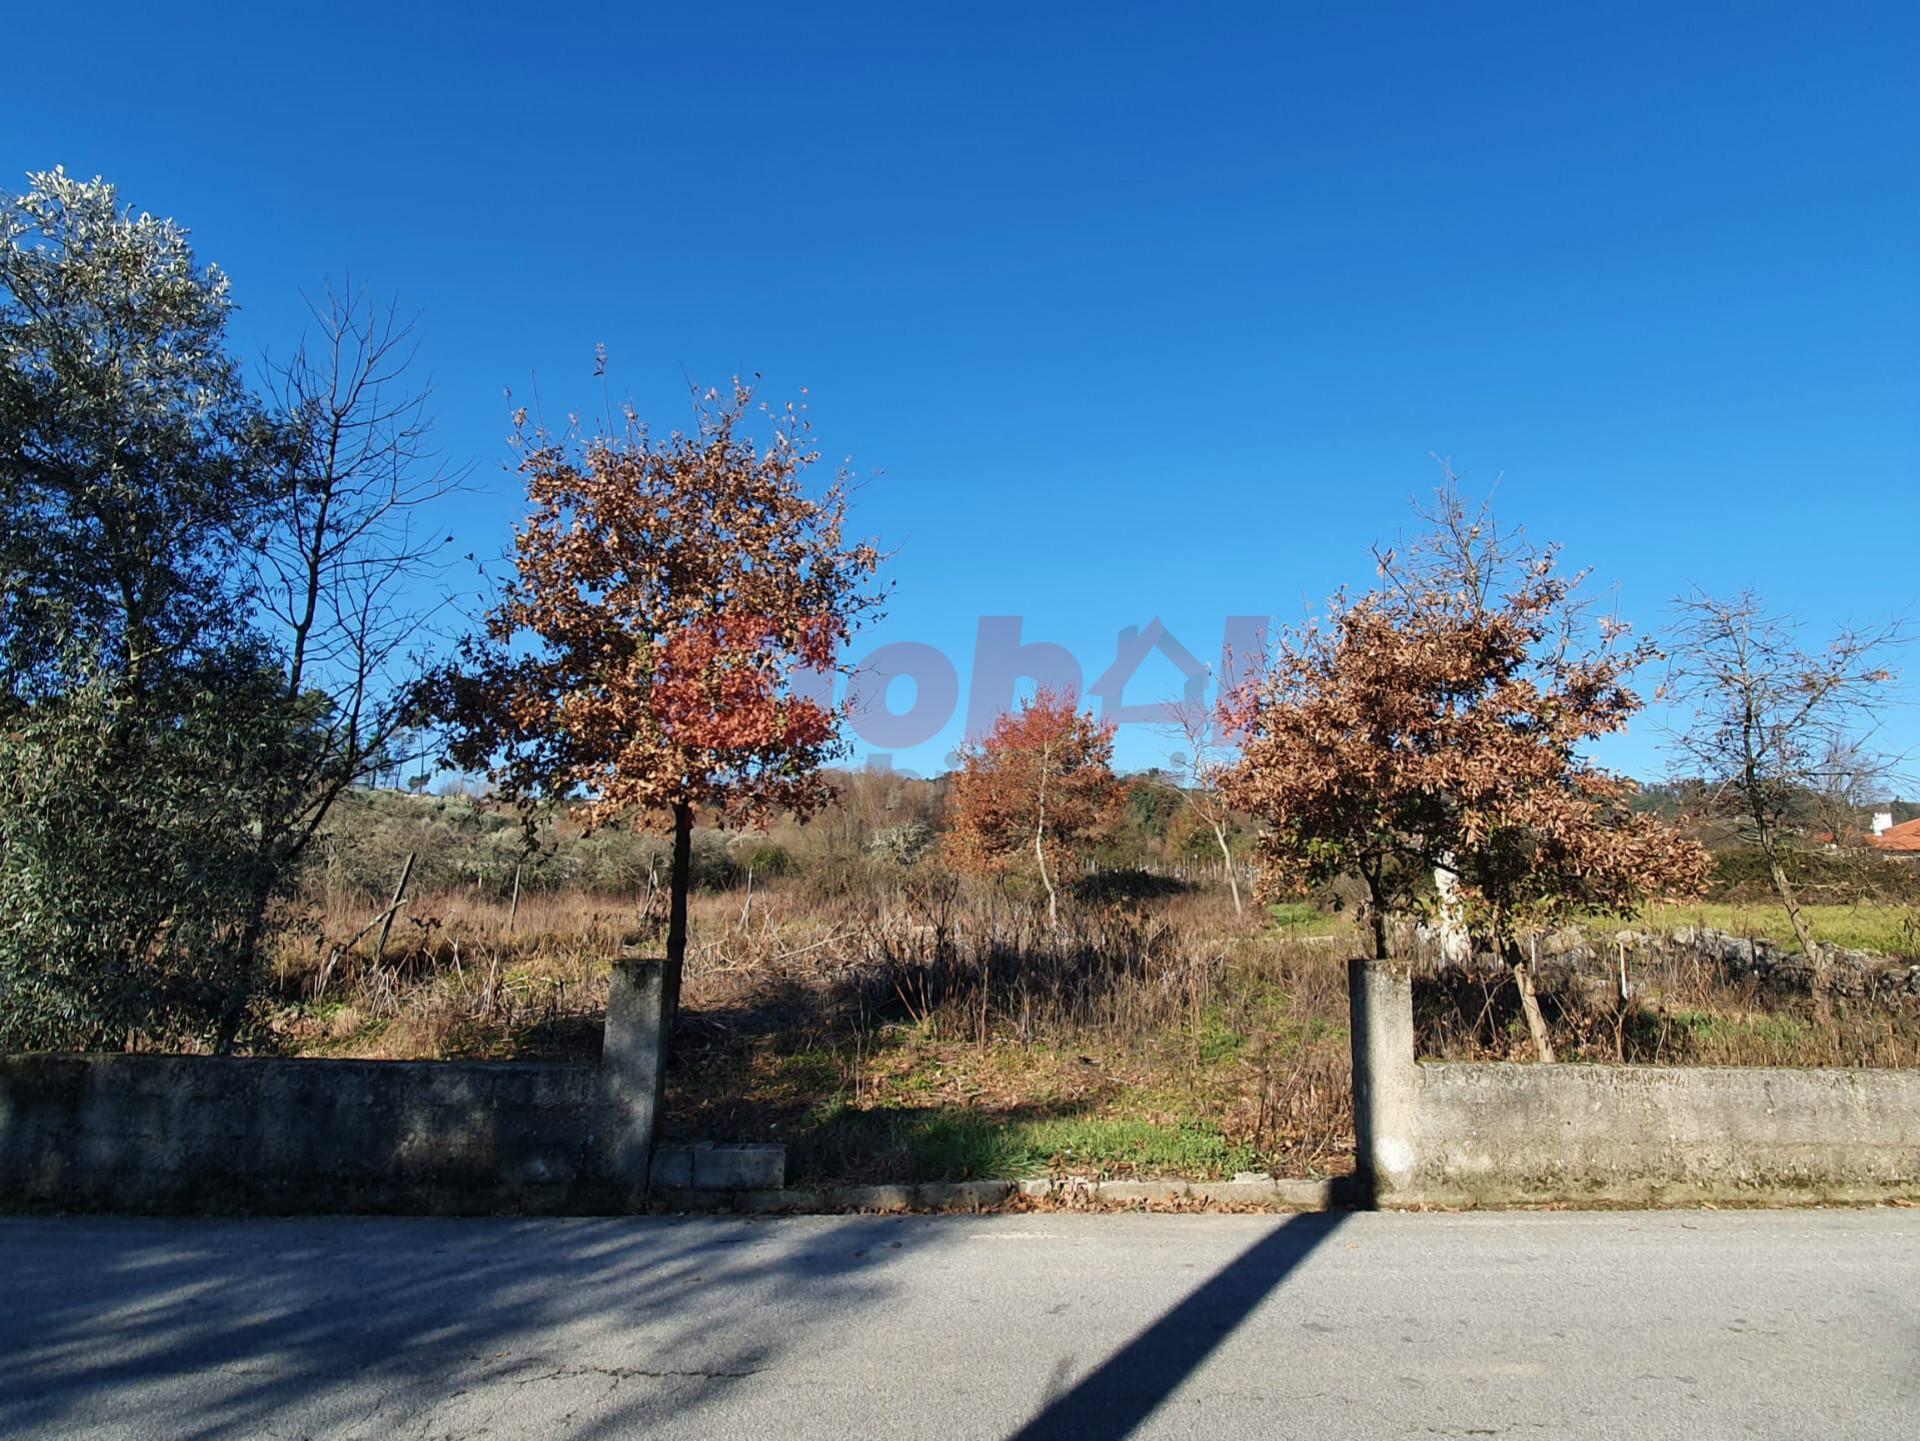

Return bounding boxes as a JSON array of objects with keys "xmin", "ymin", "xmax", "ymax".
[
  {"xmin": 1161, "ymin": 695, "xmax": 1244, "ymax": 915},
  {"xmin": 1809, "ymin": 735, "xmax": 1892, "ymax": 846},
  {"xmin": 1664, "ymin": 588, "xmax": 1906, "ymax": 1007},
  {"xmin": 261, "ymin": 284, "xmax": 467, "ymax": 745},
  {"xmin": 220, "ymin": 284, "xmax": 468, "ymax": 1038}
]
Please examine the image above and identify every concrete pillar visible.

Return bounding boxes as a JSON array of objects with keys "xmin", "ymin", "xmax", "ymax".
[
  {"xmin": 1348, "ymin": 958, "xmax": 1420, "ymax": 1204},
  {"xmin": 602, "ymin": 956, "xmax": 667, "ymax": 1189}
]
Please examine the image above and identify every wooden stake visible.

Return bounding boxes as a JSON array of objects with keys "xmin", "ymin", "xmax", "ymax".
[{"xmin": 373, "ymin": 852, "xmax": 416, "ymax": 965}]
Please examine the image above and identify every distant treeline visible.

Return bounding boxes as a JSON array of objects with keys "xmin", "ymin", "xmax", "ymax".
[{"xmin": 319, "ymin": 774, "xmax": 1919, "ymax": 908}]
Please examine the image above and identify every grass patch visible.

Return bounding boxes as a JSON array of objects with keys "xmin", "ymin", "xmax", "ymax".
[
  {"xmin": 1622, "ymin": 902, "xmax": 1919, "ymax": 954},
  {"xmin": 1267, "ymin": 901, "xmax": 1345, "ymax": 938},
  {"xmin": 1671, "ymin": 1010, "xmax": 1813, "ymax": 1049},
  {"xmin": 800, "ymin": 1101, "xmax": 1259, "ymax": 1182},
  {"xmin": 1189, "ymin": 1007, "xmax": 1250, "ymax": 1065}
]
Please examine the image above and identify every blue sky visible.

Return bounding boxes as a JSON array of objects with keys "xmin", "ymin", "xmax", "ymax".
[{"xmin": 8, "ymin": 1, "xmax": 1915, "ymax": 780}]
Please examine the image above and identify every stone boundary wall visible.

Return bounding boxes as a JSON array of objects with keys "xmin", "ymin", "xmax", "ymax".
[
  {"xmin": 0, "ymin": 959, "xmax": 667, "ymax": 1214},
  {"xmin": 1349, "ymin": 958, "xmax": 1920, "ymax": 1206}
]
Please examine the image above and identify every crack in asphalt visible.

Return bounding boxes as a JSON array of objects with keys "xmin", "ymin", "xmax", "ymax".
[{"xmin": 523, "ymin": 1364, "xmax": 760, "ymax": 1383}]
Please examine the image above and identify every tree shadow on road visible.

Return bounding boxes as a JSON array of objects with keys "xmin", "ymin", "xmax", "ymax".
[
  {"xmin": 1009, "ymin": 1210, "xmax": 1348, "ymax": 1440},
  {"xmin": 2, "ymin": 1208, "xmax": 1352, "ymax": 1440},
  {"xmin": 0, "ymin": 1212, "xmax": 940, "ymax": 1440}
]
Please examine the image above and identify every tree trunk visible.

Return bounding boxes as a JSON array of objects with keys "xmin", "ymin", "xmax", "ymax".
[
  {"xmin": 215, "ymin": 864, "xmax": 278, "ymax": 1055},
  {"xmin": 1213, "ymin": 822, "xmax": 1243, "ymax": 917},
  {"xmin": 1510, "ymin": 944, "xmax": 1556, "ymax": 1063},
  {"xmin": 663, "ymin": 800, "xmax": 693, "ymax": 1043},
  {"xmin": 1763, "ymin": 845, "xmax": 1829, "ymax": 1014},
  {"xmin": 1361, "ymin": 871, "xmax": 1388, "ymax": 960},
  {"xmin": 1033, "ymin": 820, "xmax": 1058, "ymax": 928}
]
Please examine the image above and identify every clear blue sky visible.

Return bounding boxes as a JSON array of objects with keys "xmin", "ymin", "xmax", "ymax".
[{"xmin": 9, "ymin": 1, "xmax": 1916, "ymax": 781}]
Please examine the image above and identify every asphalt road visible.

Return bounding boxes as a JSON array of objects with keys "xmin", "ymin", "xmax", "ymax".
[{"xmin": 1, "ymin": 1207, "xmax": 1913, "ymax": 1440}]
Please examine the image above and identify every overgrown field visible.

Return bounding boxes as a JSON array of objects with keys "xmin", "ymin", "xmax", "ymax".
[
  {"xmin": 270, "ymin": 879, "xmax": 1357, "ymax": 1184},
  {"xmin": 268, "ymin": 860, "xmax": 1920, "ymax": 1185}
]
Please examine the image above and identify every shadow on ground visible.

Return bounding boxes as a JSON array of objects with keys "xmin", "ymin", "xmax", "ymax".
[
  {"xmin": 1009, "ymin": 1210, "xmax": 1348, "ymax": 1439},
  {"xmin": 3, "ymin": 1209, "xmax": 1352, "ymax": 1441},
  {"xmin": 0, "ymin": 1213, "xmax": 939, "ymax": 1440}
]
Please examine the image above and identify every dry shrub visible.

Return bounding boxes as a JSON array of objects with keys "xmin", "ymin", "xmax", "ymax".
[
  {"xmin": 1414, "ymin": 949, "xmax": 1920, "ymax": 1068},
  {"xmin": 266, "ymin": 887, "xmax": 635, "ymax": 1060}
]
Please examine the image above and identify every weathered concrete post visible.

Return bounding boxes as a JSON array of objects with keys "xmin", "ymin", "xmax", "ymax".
[
  {"xmin": 602, "ymin": 956, "xmax": 667, "ymax": 1192},
  {"xmin": 1348, "ymin": 958, "xmax": 1420, "ymax": 1205}
]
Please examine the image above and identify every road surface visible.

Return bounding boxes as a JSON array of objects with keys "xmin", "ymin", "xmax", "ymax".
[{"xmin": 1, "ymin": 1208, "xmax": 1913, "ymax": 1439}]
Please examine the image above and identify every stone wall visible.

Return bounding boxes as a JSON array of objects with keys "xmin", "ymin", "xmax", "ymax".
[
  {"xmin": 1349, "ymin": 958, "xmax": 1920, "ymax": 1206},
  {"xmin": 0, "ymin": 958, "xmax": 667, "ymax": 1214}
]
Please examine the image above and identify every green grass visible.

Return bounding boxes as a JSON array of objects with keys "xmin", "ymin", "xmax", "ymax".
[
  {"xmin": 1189, "ymin": 1008, "xmax": 1249, "ymax": 1065},
  {"xmin": 770, "ymin": 1049, "xmax": 843, "ymax": 1091},
  {"xmin": 800, "ymin": 1099, "xmax": 1259, "ymax": 1182},
  {"xmin": 1173, "ymin": 1002, "xmax": 1344, "ymax": 1068},
  {"xmin": 1670, "ymin": 1010, "xmax": 1813, "ymax": 1049},
  {"xmin": 1622, "ymin": 902, "xmax": 1919, "ymax": 955},
  {"xmin": 1266, "ymin": 901, "xmax": 1346, "ymax": 938}
]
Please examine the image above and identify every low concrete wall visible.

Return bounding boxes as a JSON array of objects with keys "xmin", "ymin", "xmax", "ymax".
[
  {"xmin": 1349, "ymin": 958, "xmax": 1920, "ymax": 1207},
  {"xmin": 0, "ymin": 958, "xmax": 667, "ymax": 1214}
]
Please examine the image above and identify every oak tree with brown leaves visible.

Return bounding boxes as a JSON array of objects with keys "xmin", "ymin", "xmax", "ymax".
[
  {"xmin": 428, "ymin": 380, "xmax": 884, "ymax": 1031},
  {"xmin": 942, "ymin": 688, "xmax": 1118, "ymax": 926},
  {"xmin": 1224, "ymin": 489, "xmax": 1709, "ymax": 1060}
]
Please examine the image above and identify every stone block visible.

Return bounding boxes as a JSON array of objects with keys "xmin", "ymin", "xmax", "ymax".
[
  {"xmin": 690, "ymin": 1142, "xmax": 785, "ymax": 1190},
  {"xmin": 1092, "ymin": 1180, "xmax": 1185, "ymax": 1203},
  {"xmin": 840, "ymin": 1183, "xmax": 917, "ymax": 1210},
  {"xmin": 912, "ymin": 1180, "xmax": 1015, "ymax": 1210},
  {"xmin": 738, "ymin": 1187, "xmax": 827, "ymax": 1214},
  {"xmin": 649, "ymin": 1144, "xmax": 694, "ymax": 1188}
]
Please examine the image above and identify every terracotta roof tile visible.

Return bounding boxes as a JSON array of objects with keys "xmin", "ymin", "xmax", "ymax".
[{"xmin": 1867, "ymin": 818, "xmax": 1920, "ymax": 853}]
